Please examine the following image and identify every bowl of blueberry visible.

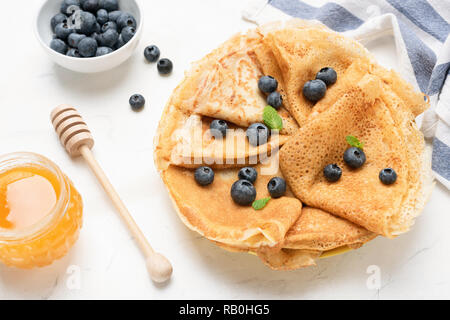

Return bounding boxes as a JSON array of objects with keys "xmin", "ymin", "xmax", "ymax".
[{"xmin": 35, "ymin": 0, "xmax": 143, "ymax": 73}]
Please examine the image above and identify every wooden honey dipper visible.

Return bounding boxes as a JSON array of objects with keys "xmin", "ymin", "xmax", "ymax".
[{"xmin": 50, "ymin": 105, "xmax": 173, "ymax": 283}]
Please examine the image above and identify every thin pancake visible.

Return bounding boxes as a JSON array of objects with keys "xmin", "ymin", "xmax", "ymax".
[
  {"xmin": 279, "ymin": 74, "xmax": 432, "ymax": 237},
  {"xmin": 154, "ymin": 103, "xmax": 291, "ymax": 170},
  {"xmin": 161, "ymin": 160, "xmax": 302, "ymax": 249},
  {"xmin": 171, "ymin": 30, "xmax": 298, "ymax": 131}
]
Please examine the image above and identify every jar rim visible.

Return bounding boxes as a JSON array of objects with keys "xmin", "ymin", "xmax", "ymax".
[{"xmin": 0, "ymin": 152, "xmax": 70, "ymax": 243}]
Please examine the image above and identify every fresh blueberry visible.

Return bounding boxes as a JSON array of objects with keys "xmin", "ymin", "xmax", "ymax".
[
  {"xmin": 68, "ymin": 33, "xmax": 86, "ymax": 47},
  {"xmin": 66, "ymin": 48, "xmax": 81, "ymax": 57},
  {"xmin": 210, "ymin": 120, "xmax": 228, "ymax": 138},
  {"xmin": 55, "ymin": 22, "xmax": 75, "ymax": 40},
  {"xmin": 50, "ymin": 39, "xmax": 68, "ymax": 55},
  {"xmin": 157, "ymin": 58, "xmax": 173, "ymax": 75},
  {"xmin": 194, "ymin": 167, "xmax": 215, "ymax": 186},
  {"xmin": 246, "ymin": 123, "xmax": 270, "ymax": 147},
  {"xmin": 101, "ymin": 21, "xmax": 117, "ymax": 32},
  {"xmin": 61, "ymin": 0, "xmax": 80, "ymax": 15},
  {"xmin": 323, "ymin": 164, "xmax": 342, "ymax": 182},
  {"xmin": 98, "ymin": 29, "xmax": 119, "ymax": 47},
  {"xmin": 303, "ymin": 79, "xmax": 327, "ymax": 102},
  {"xmin": 258, "ymin": 75, "xmax": 278, "ymax": 93},
  {"xmin": 379, "ymin": 168, "xmax": 397, "ymax": 185},
  {"xmin": 114, "ymin": 35, "xmax": 125, "ymax": 49},
  {"xmin": 96, "ymin": 46, "xmax": 113, "ymax": 56},
  {"xmin": 82, "ymin": 0, "xmax": 99, "ymax": 12},
  {"xmin": 108, "ymin": 10, "xmax": 123, "ymax": 22},
  {"xmin": 267, "ymin": 177, "xmax": 286, "ymax": 198},
  {"xmin": 144, "ymin": 45, "xmax": 160, "ymax": 62},
  {"xmin": 51, "ymin": 13, "xmax": 68, "ymax": 31},
  {"xmin": 343, "ymin": 147, "xmax": 366, "ymax": 169},
  {"xmin": 316, "ymin": 67, "xmax": 337, "ymax": 86},
  {"xmin": 91, "ymin": 32, "xmax": 101, "ymax": 43},
  {"xmin": 96, "ymin": 9, "xmax": 109, "ymax": 25},
  {"xmin": 78, "ymin": 37, "xmax": 98, "ymax": 57},
  {"xmin": 238, "ymin": 167, "xmax": 257, "ymax": 184},
  {"xmin": 117, "ymin": 12, "xmax": 137, "ymax": 30},
  {"xmin": 69, "ymin": 11, "xmax": 97, "ymax": 35},
  {"xmin": 129, "ymin": 94, "xmax": 145, "ymax": 111},
  {"xmin": 121, "ymin": 26, "xmax": 136, "ymax": 43},
  {"xmin": 99, "ymin": 0, "xmax": 119, "ymax": 12},
  {"xmin": 267, "ymin": 91, "xmax": 282, "ymax": 109},
  {"xmin": 231, "ymin": 180, "xmax": 256, "ymax": 206}
]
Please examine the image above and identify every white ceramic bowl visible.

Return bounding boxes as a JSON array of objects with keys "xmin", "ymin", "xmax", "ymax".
[{"xmin": 35, "ymin": 0, "xmax": 143, "ymax": 73}]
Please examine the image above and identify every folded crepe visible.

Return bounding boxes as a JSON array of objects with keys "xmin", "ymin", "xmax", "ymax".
[
  {"xmin": 279, "ymin": 74, "xmax": 433, "ymax": 237},
  {"xmin": 170, "ymin": 29, "xmax": 298, "ymax": 132},
  {"xmin": 260, "ymin": 23, "xmax": 375, "ymax": 126},
  {"xmin": 160, "ymin": 159, "xmax": 302, "ymax": 249},
  {"xmin": 154, "ymin": 103, "xmax": 294, "ymax": 170},
  {"xmin": 215, "ymin": 206, "xmax": 375, "ymax": 270}
]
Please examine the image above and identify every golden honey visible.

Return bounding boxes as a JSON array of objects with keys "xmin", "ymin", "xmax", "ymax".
[{"xmin": 0, "ymin": 152, "xmax": 83, "ymax": 269}]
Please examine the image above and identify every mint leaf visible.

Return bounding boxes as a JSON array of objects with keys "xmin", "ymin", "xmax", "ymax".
[
  {"xmin": 263, "ymin": 106, "xmax": 283, "ymax": 131},
  {"xmin": 252, "ymin": 197, "xmax": 271, "ymax": 210},
  {"xmin": 346, "ymin": 135, "xmax": 364, "ymax": 149}
]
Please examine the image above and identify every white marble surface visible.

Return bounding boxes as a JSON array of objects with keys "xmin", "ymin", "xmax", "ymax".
[{"xmin": 0, "ymin": 0, "xmax": 449, "ymax": 300}]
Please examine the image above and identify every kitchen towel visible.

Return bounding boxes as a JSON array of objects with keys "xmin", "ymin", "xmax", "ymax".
[{"xmin": 243, "ymin": 0, "xmax": 450, "ymax": 189}]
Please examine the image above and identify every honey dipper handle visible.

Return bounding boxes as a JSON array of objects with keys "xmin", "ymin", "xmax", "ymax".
[{"xmin": 79, "ymin": 145, "xmax": 173, "ymax": 283}]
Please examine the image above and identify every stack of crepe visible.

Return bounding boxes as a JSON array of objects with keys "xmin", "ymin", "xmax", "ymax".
[{"xmin": 154, "ymin": 20, "xmax": 434, "ymax": 270}]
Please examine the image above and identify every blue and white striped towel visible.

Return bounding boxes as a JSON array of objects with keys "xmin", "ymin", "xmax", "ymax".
[{"xmin": 243, "ymin": 0, "xmax": 450, "ymax": 189}]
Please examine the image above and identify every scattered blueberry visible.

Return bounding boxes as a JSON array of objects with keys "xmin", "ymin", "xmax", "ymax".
[
  {"xmin": 343, "ymin": 147, "xmax": 366, "ymax": 169},
  {"xmin": 66, "ymin": 48, "xmax": 81, "ymax": 57},
  {"xmin": 99, "ymin": 0, "xmax": 119, "ymax": 12},
  {"xmin": 194, "ymin": 167, "xmax": 215, "ymax": 186},
  {"xmin": 121, "ymin": 26, "xmax": 136, "ymax": 43},
  {"xmin": 267, "ymin": 177, "xmax": 286, "ymax": 198},
  {"xmin": 267, "ymin": 91, "xmax": 282, "ymax": 109},
  {"xmin": 55, "ymin": 23, "xmax": 75, "ymax": 40},
  {"xmin": 238, "ymin": 167, "xmax": 257, "ymax": 184},
  {"xmin": 61, "ymin": 0, "xmax": 80, "ymax": 15},
  {"xmin": 96, "ymin": 46, "xmax": 113, "ymax": 56},
  {"xmin": 258, "ymin": 76, "xmax": 278, "ymax": 93},
  {"xmin": 98, "ymin": 29, "xmax": 119, "ymax": 47},
  {"xmin": 303, "ymin": 79, "xmax": 327, "ymax": 102},
  {"xmin": 82, "ymin": 0, "xmax": 99, "ymax": 12},
  {"xmin": 50, "ymin": 39, "xmax": 68, "ymax": 55},
  {"xmin": 231, "ymin": 180, "xmax": 256, "ymax": 206},
  {"xmin": 117, "ymin": 12, "xmax": 137, "ymax": 30},
  {"xmin": 51, "ymin": 13, "xmax": 68, "ymax": 31},
  {"xmin": 210, "ymin": 120, "xmax": 228, "ymax": 138},
  {"xmin": 157, "ymin": 58, "xmax": 173, "ymax": 75},
  {"xmin": 96, "ymin": 8, "xmax": 109, "ymax": 25},
  {"xmin": 129, "ymin": 94, "xmax": 145, "ymax": 111},
  {"xmin": 101, "ymin": 21, "xmax": 117, "ymax": 32},
  {"xmin": 246, "ymin": 123, "xmax": 270, "ymax": 147},
  {"xmin": 323, "ymin": 164, "xmax": 342, "ymax": 182},
  {"xmin": 379, "ymin": 168, "xmax": 397, "ymax": 185},
  {"xmin": 316, "ymin": 67, "xmax": 337, "ymax": 86},
  {"xmin": 144, "ymin": 45, "xmax": 160, "ymax": 62},
  {"xmin": 78, "ymin": 37, "xmax": 98, "ymax": 57},
  {"xmin": 108, "ymin": 10, "xmax": 123, "ymax": 22}
]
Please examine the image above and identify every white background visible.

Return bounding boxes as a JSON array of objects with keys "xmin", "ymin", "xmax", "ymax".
[{"xmin": 0, "ymin": 0, "xmax": 449, "ymax": 299}]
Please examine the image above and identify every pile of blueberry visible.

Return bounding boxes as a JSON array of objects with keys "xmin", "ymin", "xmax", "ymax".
[
  {"xmin": 194, "ymin": 166, "xmax": 287, "ymax": 207},
  {"xmin": 323, "ymin": 144, "xmax": 398, "ymax": 185},
  {"xmin": 303, "ymin": 67, "xmax": 337, "ymax": 102},
  {"xmin": 50, "ymin": 0, "xmax": 138, "ymax": 58}
]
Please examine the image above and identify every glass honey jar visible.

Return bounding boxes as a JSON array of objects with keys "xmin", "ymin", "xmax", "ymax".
[{"xmin": 0, "ymin": 152, "xmax": 83, "ymax": 268}]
